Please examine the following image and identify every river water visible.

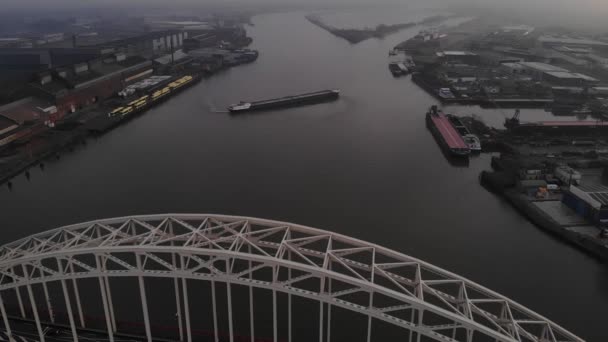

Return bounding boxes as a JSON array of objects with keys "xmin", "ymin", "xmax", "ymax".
[{"xmin": 0, "ymin": 9, "xmax": 605, "ymax": 341}]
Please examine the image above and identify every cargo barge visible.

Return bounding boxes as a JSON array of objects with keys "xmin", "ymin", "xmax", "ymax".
[
  {"xmin": 228, "ymin": 89, "xmax": 340, "ymax": 113},
  {"xmin": 426, "ymin": 106, "xmax": 470, "ymax": 158},
  {"xmin": 447, "ymin": 114, "xmax": 482, "ymax": 152}
]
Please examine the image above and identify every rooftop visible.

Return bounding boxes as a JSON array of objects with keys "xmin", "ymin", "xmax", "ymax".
[
  {"xmin": 553, "ymin": 46, "xmax": 592, "ymax": 54},
  {"xmin": 35, "ymin": 55, "xmax": 151, "ymax": 93},
  {"xmin": 572, "ymin": 73, "xmax": 599, "ymax": 82},
  {"xmin": 151, "ymin": 21, "xmax": 208, "ymax": 26},
  {"xmin": 536, "ymin": 121, "xmax": 608, "ymax": 127},
  {"xmin": 494, "ymin": 47, "xmax": 536, "ymax": 57},
  {"xmin": 64, "ymin": 70, "xmax": 104, "ymax": 86},
  {"xmin": 0, "ymin": 114, "xmax": 18, "ymax": 132},
  {"xmin": 545, "ymin": 71, "xmax": 581, "ymax": 79},
  {"xmin": 35, "ymin": 80, "xmax": 69, "ymax": 95},
  {"xmin": 519, "ymin": 62, "xmax": 570, "ymax": 73},
  {"xmin": 502, "ymin": 25, "xmax": 535, "ymax": 33},
  {"xmin": 572, "ymin": 184, "xmax": 608, "ymax": 207},
  {"xmin": 95, "ymin": 55, "xmax": 149, "ymax": 75},
  {"xmin": 0, "ymin": 97, "xmax": 54, "ymax": 124},
  {"xmin": 89, "ymin": 30, "xmax": 184, "ymax": 49},
  {"xmin": 502, "ymin": 62, "xmax": 525, "ymax": 69},
  {"xmin": 437, "ymin": 51, "xmax": 477, "ymax": 57},
  {"xmin": 154, "ymin": 50, "xmax": 190, "ymax": 65},
  {"xmin": 539, "ymin": 35, "xmax": 608, "ymax": 47},
  {"xmin": 544, "ymin": 71, "xmax": 598, "ymax": 82}
]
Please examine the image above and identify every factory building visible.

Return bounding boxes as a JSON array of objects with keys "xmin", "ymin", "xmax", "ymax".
[
  {"xmin": 183, "ymin": 32, "xmax": 218, "ymax": 51},
  {"xmin": 146, "ymin": 20, "xmax": 213, "ymax": 31},
  {"xmin": 510, "ymin": 62, "xmax": 599, "ymax": 85},
  {"xmin": 93, "ymin": 30, "xmax": 188, "ymax": 57},
  {"xmin": 29, "ymin": 53, "xmax": 153, "ymax": 122},
  {"xmin": 0, "ymin": 48, "xmax": 102, "ymax": 73},
  {"xmin": 153, "ymin": 50, "xmax": 193, "ymax": 73}
]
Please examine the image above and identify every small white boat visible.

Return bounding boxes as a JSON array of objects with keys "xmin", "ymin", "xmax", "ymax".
[
  {"xmin": 228, "ymin": 102, "xmax": 252, "ymax": 112},
  {"xmin": 397, "ymin": 63, "xmax": 409, "ymax": 74},
  {"xmin": 438, "ymin": 88, "xmax": 455, "ymax": 99},
  {"xmin": 463, "ymin": 134, "xmax": 482, "ymax": 152}
]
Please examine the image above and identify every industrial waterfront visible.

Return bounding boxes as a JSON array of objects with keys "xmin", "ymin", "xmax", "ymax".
[{"xmin": 0, "ymin": 9, "xmax": 606, "ymax": 342}]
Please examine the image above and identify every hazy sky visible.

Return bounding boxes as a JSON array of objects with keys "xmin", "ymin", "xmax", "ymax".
[
  {"xmin": 3, "ymin": 0, "xmax": 608, "ymax": 9},
  {"xmin": 3, "ymin": 0, "xmax": 608, "ymax": 31}
]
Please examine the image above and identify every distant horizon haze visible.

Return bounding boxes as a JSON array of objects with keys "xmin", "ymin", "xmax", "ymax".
[{"xmin": 3, "ymin": 0, "xmax": 608, "ymax": 32}]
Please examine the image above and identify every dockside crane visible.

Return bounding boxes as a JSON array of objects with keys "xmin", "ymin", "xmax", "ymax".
[{"xmin": 504, "ymin": 109, "xmax": 521, "ymax": 129}]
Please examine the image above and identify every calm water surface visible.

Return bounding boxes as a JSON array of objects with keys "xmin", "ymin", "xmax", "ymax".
[{"xmin": 0, "ymin": 10, "xmax": 605, "ymax": 341}]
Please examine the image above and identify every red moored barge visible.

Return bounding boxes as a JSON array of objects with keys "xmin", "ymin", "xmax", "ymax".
[{"xmin": 426, "ymin": 105, "xmax": 470, "ymax": 157}]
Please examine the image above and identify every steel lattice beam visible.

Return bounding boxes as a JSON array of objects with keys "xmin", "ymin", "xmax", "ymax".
[{"xmin": 0, "ymin": 214, "xmax": 584, "ymax": 342}]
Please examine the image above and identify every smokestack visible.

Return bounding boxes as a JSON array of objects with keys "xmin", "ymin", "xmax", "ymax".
[{"xmin": 72, "ymin": 34, "xmax": 77, "ymax": 48}]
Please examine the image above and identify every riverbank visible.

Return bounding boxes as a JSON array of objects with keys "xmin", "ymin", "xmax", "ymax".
[
  {"xmin": 480, "ymin": 153, "xmax": 608, "ymax": 263},
  {"xmin": 491, "ymin": 184, "xmax": 608, "ymax": 261},
  {"xmin": 0, "ymin": 58, "xmax": 254, "ymax": 188},
  {"xmin": 306, "ymin": 14, "xmax": 449, "ymax": 44},
  {"xmin": 0, "ymin": 74, "xmax": 201, "ymax": 188}
]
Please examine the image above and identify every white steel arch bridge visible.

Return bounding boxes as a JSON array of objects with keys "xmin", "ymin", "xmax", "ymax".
[{"xmin": 0, "ymin": 214, "xmax": 583, "ymax": 342}]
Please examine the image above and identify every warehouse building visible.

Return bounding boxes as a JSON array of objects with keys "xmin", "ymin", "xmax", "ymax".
[
  {"xmin": 562, "ymin": 184, "xmax": 608, "ymax": 225},
  {"xmin": 501, "ymin": 62, "xmax": 527, "ymax": 75},
  {"xmin": 518, "ymin": 62, "xmax": 569, "ymax": 78},
  {"xmin": 436, "ymin": 51, "xmax": 481, "ymax": 65},
  {"xmin": 538, "ymin": 35, "xmax": 608, "ymax": 50},
  {"xmin": 514, "ymin": 62, "xmax": 598, "ymax": 85},
  {"xmin": 543, "ymin": 71, "xmax": 599, "ymax": 86}
]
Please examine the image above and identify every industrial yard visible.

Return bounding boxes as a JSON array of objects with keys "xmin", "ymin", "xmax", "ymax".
[
  {"xmin": 401, "ymin": 16, "xmax": 608, "ymax": 260},
  {"xmin": 0, "ymin": 14, "xmax": 259, "ymax": 187}
]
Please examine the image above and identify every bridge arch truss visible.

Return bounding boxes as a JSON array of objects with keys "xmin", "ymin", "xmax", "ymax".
[{"xmin": 0, "ymin": 214, "xmax": 583, "ymax": 342}]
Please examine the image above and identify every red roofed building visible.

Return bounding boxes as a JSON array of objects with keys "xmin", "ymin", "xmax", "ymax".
[{"xmin": 0, "ymin": 97, "xmax": 57, "ymax": 148}]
